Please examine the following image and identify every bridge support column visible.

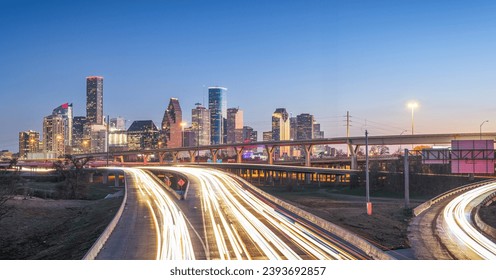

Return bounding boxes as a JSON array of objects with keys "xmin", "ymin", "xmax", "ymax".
[
  {"xmin": 103, "ymin": 172, "xmax": 108, "ymax": 184},
  {"xmin": 172, "ymin": 151, "xmax": 179, "ymax": 163},
  {"xmin": 234, "ymin": 147, "xmax": 244, "ymax": 163},
  {"xmin": 114, "ymin": 173, "xmax": 120, "ymax": 187},
  {"xmin": 210, "ymin": 149, "xmax": 219, "ymax": 163},
  {"xmin": 88, "ymin": 172, "xmax": 94, "ymax": 183},
  {"xmin": 303, "ymin": 144, "xmax": 313, "ymax": 167},
  {"xmin": 159, "ymin": 152, "xmax": 166, "ymax": 164},
  {"xmin": 143, "ymin": 154, "xmax": 148, "ymax": 165},
  {"xmin": 188, "ymin": 150, "xmax": 196, "ymax": 163},
  {"xmin": 265, "ymin": 145, "xmax": 275, "ymax": 165}
]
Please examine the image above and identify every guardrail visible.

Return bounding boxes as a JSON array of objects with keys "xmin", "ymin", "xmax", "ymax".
[
  {"xmin": 413, "ymin": 179, "xmax": 496, "ymax": 217},
  {"xmin": 82, "ymin": 171, "xmax": 127, "ymax": 260},
  {"xmin": 474, "ymin": 191, "xmax": 496, "ymax": 239},
  {"xmin": 143, "ymin": 170, "xmax": 184, "ymax": 200},
  {"xmin": 234, "ymin": 175, "xmax": 395, "ymax": 260}
]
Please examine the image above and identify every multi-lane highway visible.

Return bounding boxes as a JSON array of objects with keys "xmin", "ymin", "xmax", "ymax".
[
  {"xmin": 443, "ymin": 182, "xmax": 496, "ymax": 260},
  {"xmin": 96, "ymin": 168, "xmax": 195, "ymax": 260},
  {"xmin": 96, "ymin": 166, "xmax": 371, "ymax": 260},
  {"xmin": 409, "ymin": 181, "xmax": 496, "ymax": 260}
]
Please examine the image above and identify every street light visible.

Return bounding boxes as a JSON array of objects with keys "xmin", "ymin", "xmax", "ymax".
[
  {"xmin": 407, "ymin": 102, "xmax": 418, "ymax": 135},
  {"xmin": 480, "ymin": 120, "xmax": 489, "ymax": 140}
]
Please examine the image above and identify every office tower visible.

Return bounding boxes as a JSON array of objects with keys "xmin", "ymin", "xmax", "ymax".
[
  {"xmin": 263, "ymin": 131, "xmax": 273, "ymax": 142},
  {"xmin": 127, "ymin": 120, "xmax": 159, "ymax": 150},
  {"xmin": 18, "ymin": 130, "xmax": 40, "ymax": 159},
  {"xmin": 208, "ymin": 87, "xmax": 227, "ymax": 145},
  {"xmin": 89, "ymin": 124, "xmax": 107, "ymax": 153},
  {"xmin": 86, "ymin": 76, "xmax": 104, "ymax": 125},
  {"xmin": 161, "ymin": 98, "xmax": 183, "ymax": 148},
  {"xmin": 227, "ymin": 107, "xmax": 243, "ymax": 143},
  {"xmin": 183, "ymin": 127, "xmax": 196, "ymax": 147},
  {"xmin": 290, "ymin": 116, "xmax": 297, "ymax": 140},
  {"xmin": 109, "ymin": 116, "xmax": 127, "ymax": 150},
  {"xmin": 296, "ymin": 113, "xmax": 314, "ymax": 140},
  {"xmin": 43, "ymin": 114, "xmax": 66, "ymax": 156},
  {"xmin": 192, "ymin": 103, "xmax": 210, "ymax": 146},
  {"xmin": 272, "ymin": 108, "xmax": 290, "ymax": 158},
  {"xmin": 52, "ymin": 103, "xmax": 73, "ymax": 148},
  {"xmin": 313, "ymin": 122, "xmax": 324, "ymax": 139},
  {"xmin": 110, "ymin": 116, "xmax": 126, "ymax": 130},
  {"xmin": 72, "ymin": 116, "xmax": 87, "ymax": 153},
  {"xmin": 242, "ymin": 126, "xmax": 257, "ymax": 142}
]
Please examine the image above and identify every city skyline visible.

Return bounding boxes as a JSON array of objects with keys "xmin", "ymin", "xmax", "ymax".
[{"xmin": 2, "ymin": 0, "xmax": 496, "ymax": 152}]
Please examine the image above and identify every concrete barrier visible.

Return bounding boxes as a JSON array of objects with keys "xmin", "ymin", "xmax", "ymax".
[
  {"xmin": 234, "ymin": 175, "xmax": 395, "ymax": 260},
  {"xmin": 82, "ymin": 171, "xmax": 127, "ymax": 260},
  {"xmin": 474, "ymin": 192, "xmax": 496, "ymax": 239},
  {"xmin": 143, "ymin": 170, "xmax": 184, "ymax": 200},
  {"xmin": 413, "ymin": 179, "xmax": 496, "ymax": 217}
]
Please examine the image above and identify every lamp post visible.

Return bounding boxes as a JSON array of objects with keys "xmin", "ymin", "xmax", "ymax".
[
  {"xmin": 407, "ymin": 102, "xmax": 418, "ymax": 135},
  {"xmin": 480, "ymin": 120, "xmax": 489, "ymax": 140}
]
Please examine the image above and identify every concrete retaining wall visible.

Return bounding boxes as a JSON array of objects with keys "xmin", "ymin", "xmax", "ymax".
[
  {"xmin": 413, "ymin": 179, "xmax": 496, "ymax": 217},
  {"xmin": 234, "ymin": 175, "xmax": 395, "ymax": 260},
  {"xmin": 82, "ymin": 171, "xmax": 127, "ymax": 260}
]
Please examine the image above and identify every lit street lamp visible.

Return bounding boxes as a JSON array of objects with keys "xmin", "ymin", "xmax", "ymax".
[
  {"xmin": 480, "ymin": 120, "xmax": 489, "ymax": 140},
  {"xmin": 407, "ymin": 102, "xmax": 418, "ymax": 135}
]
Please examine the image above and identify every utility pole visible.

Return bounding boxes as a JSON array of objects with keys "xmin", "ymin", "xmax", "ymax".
[
  {"xmin": 404, "ymin": 148, "xmax": 410, "ymax": 208},
  {"xmin": 365, "ymin": 130, "xmax": 372, "ymax": 215},
  {"xmin": 106, "ymin": 115, "xmax": 110, "ymax": 167},
  {"xmin": 346, "ymin": 111, "xmax": 350, "ymax": 156}
]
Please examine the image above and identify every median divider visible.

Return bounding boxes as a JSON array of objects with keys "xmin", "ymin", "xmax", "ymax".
[
  {"xmin": 413, "ymin": 179, "xmax": 496, "ymax": 217},
  {"xmin": 82, "ymin": 170, "xmax": 127, "ymax": 260},
  {"xmin": 234, "ymin": 175, "xmax": 395, "ymax": 260},
  {"xmin": 143, "ymin": 170, "xmax": 184, "ymax": 200}
]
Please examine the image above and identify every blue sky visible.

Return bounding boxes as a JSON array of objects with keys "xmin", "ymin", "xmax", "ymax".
[{"xmin": 1, "ymin": 0, "xmax": 496, "ymax": 151}]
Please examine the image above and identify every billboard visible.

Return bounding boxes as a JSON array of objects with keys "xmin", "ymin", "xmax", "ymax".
[{"xmin": 451, "ymin": 140, "xmax": 494, "ymax": 174}]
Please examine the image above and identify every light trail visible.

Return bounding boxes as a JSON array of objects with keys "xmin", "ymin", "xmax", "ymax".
[
  {"xmin": 149, "ymin": 166, "xmax": 363, "ymax": 260},
  {"xmin": 111, "ymin": 167, "xmax": 196, "ymax": 260},
  {"xmin": 443, "ymin": 182, "xmax": 496, "ymax": 260}
]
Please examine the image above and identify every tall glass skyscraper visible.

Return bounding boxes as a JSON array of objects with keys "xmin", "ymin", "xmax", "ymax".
[
  {"xmin": 208, "ymin": 87, "xmax": 227, "ymax": 145},
  {"xmin": 86, "ymin": 76, "xmax": 104, "ymax": 125}
]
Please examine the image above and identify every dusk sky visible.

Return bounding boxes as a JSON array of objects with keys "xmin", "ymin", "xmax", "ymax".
[{"xmin": 1, "ymin": 0, "xmax": 496, "ymax": 152}]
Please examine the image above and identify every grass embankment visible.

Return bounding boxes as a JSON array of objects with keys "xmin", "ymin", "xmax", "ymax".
[
  {"xmin": 258, "ymin": 185, "xmax": 419, "ymax": 251},
  {"xmin": 0, "ymin": 181, "xmax": 122, "ymax": 260}
]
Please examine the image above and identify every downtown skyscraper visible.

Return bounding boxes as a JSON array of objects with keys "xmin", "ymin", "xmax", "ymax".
[
  {"xmin": 272, "ymin": 108, "xmax": 290, "ymax": 158},
  {"xmin": 86, "ymin": 76, "xmax": 104, "ymax": 125},
  {"xmin": 161, "ymin": 98, "xmax": 183, "ymax": 148},
  {"xmin": 192, "ymin": 103, "xmax": 210, "ymax": 147},
  {"xmin": 208, "ymin": 87, "xmax": 227, "ymax": 145}
]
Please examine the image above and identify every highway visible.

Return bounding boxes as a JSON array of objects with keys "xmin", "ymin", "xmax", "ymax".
[
  {"xmin": 147, "ymin": 166, "xmax": 368, "ymax": 260},
  {"xmin": 96, "ymin": 168, "xmax": 195, "ymax": 260},
  {"xmin": 409, "ymin": 181, "xmax": 496, "ymax": 260},
  {"xmin": 443, "ymin": 182, "xmax": 496, "ymax": 260}
]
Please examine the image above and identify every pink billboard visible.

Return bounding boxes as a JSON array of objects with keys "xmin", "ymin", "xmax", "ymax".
[{"xmin": 451, "ymin": 140, "xmax": 495, "ymax": 174}]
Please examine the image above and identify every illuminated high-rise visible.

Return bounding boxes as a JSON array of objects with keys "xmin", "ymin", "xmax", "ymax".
[
  {"xmin": 86, "ymin": 76, "xmax": 104, "ymax": 125},
  {"xmin": 18, "ymin": 130, "xmax": 40, "ymax": 159},
  {"xmin": 52, "ymin": 103, "xmax": 73, "ymax": 148},
  {"xmin": 227, "ymin": 107, "xmax": 243, "ymax": 143},
  {"xmin": 192, "ymin": 103, "xmax": 210, "ymax": 146},
  {"xmin": 161, "ymin": 98, "xmax": 183, "ymax": 148},
  {"xmin": 208, "ymin": 87, "xmax": 227, "ymax": 145},
  {"xmin": 272, "ymin": 108, "xmax": 290, "ymax": 158}
]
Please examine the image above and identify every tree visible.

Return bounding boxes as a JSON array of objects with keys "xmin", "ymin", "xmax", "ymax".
[
  {"xmin": 0, "ymin": 168, "xmax": 19, "ymax": 220},
  {"xmin": 53, "ymin": 155, "xmax": 93, "ymax": 199}
]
